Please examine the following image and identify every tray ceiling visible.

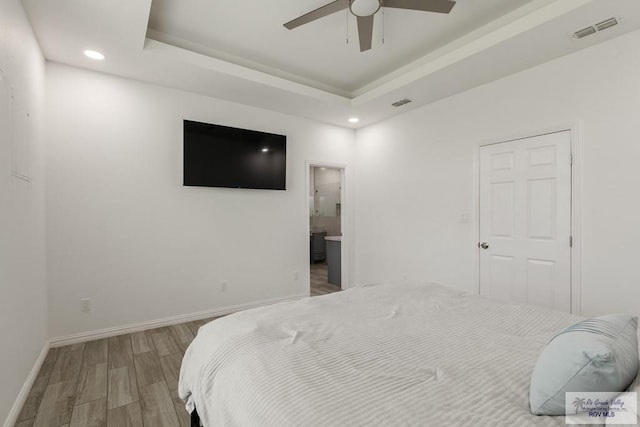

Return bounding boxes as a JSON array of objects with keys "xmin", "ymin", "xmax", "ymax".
[
  {"xmin": 20, "ymin": 0, "xmax": 640, "ymax": 127},
  {"xmin": 147, "ymin": 0, "xmax": 534, "ymax": 95}
]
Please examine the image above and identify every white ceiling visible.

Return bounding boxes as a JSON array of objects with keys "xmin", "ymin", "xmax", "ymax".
[
  {"xmin": 21, "ymin": 0, "xmax": 640, "ymax": 128},
  {"xmin": 147, "ymin": 0, "xmax": 533, "ymax": 94}
]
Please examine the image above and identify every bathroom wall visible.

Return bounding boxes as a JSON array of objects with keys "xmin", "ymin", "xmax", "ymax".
[{"xmin": 310, "ymin": 167, "xmax": 341, "ymax": 236}]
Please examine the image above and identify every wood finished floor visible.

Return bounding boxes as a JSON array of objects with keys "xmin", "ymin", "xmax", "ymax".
[
  {"xmin": 14, "ymin": 318, "xmax": 216, "ymax": 427},
  {"xmin": 16, "ymin": 275, "xmax": 340, "ymax": 427},
  {"xmin": 310, "ymin": 262, "xmax": 341, "ymax": 296}
]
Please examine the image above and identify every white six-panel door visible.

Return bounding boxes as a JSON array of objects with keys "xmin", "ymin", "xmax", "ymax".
[{"xmin": 479, "ymin": 131, "xmax": 571, "ymax": 312}]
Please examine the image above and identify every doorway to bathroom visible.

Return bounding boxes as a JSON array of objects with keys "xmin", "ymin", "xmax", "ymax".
[{"xmin": 307, "ymin": 163, "xmax": 345, "ymax": 296}]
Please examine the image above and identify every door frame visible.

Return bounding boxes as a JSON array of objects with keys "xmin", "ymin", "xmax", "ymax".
[
  {"xmin": 305, "ymin": 161, "xmax": 349, "ymax": 293},
  {"xmin": 472, "ymin": 122, "xmax": 583, "ymax": 315}
]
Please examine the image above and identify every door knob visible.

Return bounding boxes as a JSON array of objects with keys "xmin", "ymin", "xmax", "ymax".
[{"xmin": 479, "ymin": 242, "xmax": 489, "ymax": 249}]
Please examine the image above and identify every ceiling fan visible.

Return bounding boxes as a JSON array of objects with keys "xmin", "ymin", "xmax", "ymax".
[{"xmin": 284, "ymin": 0, "xmax": 456, "ymax": 52}]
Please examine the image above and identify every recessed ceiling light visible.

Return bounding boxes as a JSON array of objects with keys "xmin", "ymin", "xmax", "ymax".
[
  {"xmin": 262, "ymin": 148, "xmax": 269, "ymax": 152},
  {"xmin": 348, "ymin": 117, "xmax": 359, "ymax": 123},
  {"xmin": 83, "ymin": 50, "xmax": 105, "ymax": 60}
]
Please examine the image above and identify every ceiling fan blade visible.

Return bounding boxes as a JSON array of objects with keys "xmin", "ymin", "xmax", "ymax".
[
  {"xmin": 383, "ymin": 0, "xmax": 456, "ymax": 14},
  {"xmin": 284, "ymin": 0, "xmax": 349, "ymax": 29},
  {"xmin": 357, "ymin": 15, "xmax": 374, "ymax": 52}
]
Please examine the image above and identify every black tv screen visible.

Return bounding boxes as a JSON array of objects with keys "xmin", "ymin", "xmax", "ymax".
[{"xmin": 183, "ymin": 120, "xmax": 286, "ymax": 190}]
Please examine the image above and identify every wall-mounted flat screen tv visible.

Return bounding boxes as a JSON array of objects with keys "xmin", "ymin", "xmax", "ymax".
[{"xmin": 183, "ymin": 120, "xmax": 286, "ymax": 190}]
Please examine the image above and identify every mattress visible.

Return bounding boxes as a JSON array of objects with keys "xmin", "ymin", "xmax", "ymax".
[{"xmin": 179, "ymin": 282, "xmax": 591, "ymax": 426}]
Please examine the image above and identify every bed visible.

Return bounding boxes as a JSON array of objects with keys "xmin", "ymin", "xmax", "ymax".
[{"xmin": 179, "ymin": 282, "xmax": 595, "ymax": 426}]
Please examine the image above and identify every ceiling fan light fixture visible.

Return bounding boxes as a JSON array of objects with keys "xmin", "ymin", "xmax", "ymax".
[{"xmin": 349, "ymin": 0, "xmax": 381, "ymax": 17}]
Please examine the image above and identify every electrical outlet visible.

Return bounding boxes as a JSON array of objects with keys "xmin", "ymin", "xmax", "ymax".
[
  {"xmin": 293, "ymin": 271, "xmax": 300, "ymax": 281},
  {"xmin": 81, "ymin": 298, "xmax": 91, "ymax": 312},
  {"xmin": 220, "ymin": 281, "xmax": 228, "ymax": 292}
]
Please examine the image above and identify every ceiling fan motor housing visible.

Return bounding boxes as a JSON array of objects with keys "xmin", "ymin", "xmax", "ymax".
[{"xmin": 350, "ymin": 0, "xmax": 381, "ymax": 17}]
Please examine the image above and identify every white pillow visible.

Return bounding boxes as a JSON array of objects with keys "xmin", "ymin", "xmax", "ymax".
[
  {"xmin": 606, "ymin": 326, "xmax": 640, "ymax": 425},
  {"xmin": 530, "ymin": 314, "xmax": 639, "ymax": 415}
]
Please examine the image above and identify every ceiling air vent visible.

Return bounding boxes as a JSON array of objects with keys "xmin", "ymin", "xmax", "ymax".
[
  {"xmin": 392, "ymin": 98, "xmax": 412, "ymax": 107},
  {"xmin": 595, "ymin": 17, "xmax": 618, "ymax": 32},
  {"xmin": 573, "ymin": 17, "xmax": 619, "ymax": 39},
  {"xmin": 574, "ymin": 26, "xmax": 596, "ymax": 39}
]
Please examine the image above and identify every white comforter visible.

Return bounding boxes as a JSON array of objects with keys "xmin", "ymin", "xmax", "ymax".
[{"xmin": 179, "ymin": 282, "xmax": 587, "ymax": 426}]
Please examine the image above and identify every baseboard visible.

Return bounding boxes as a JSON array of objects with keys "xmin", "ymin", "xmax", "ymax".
[
  {"xmin": 49, "ymin": 293, "xmax": 308, "ymax": 347},
  {"xmin": 3, "ymin": 341, "xmax": 50, "ymax": 427}
]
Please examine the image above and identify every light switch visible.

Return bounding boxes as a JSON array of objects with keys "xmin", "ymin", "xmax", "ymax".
[{"xmin": 458, "ymin": 212, "xmax": 471, "ymax": 223}]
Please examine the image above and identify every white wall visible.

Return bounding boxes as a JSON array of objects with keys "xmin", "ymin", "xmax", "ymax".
[
  {"xmin": 0, "ymin": 0, "xmax": 48, "ymax": 423},
  {"xmin": 45, "ymin": 63, "xmax": 356, "ymax": 338},
  {"xmin": 355, "ymin": 29, "xmax": 640, "ymax": 318}
]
